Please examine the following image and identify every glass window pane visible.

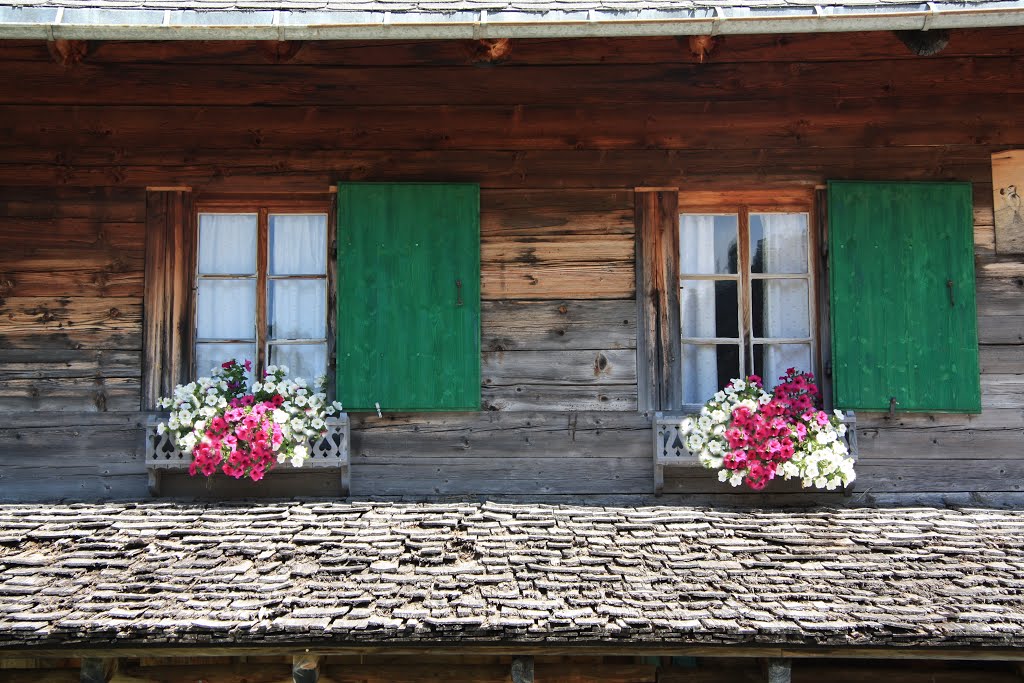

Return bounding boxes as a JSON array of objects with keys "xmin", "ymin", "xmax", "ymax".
[
  {"xmin": 752, "ymin": 279, "xmax": 810, "ymax": 338},
  {"xmin": 753, "ymin": 344, "xmax": 813, "ymax": 390},
  {"xmin": 750, "ymin": 213, "xmax": 808, "ymax": 274},
  {"xmin": 268, "ymin": 279, "xmax": 326, "ymax": 340},
  {"xmin": 195, "ymin": 342, "xmax": 257, "ymax": 379},
  {"xmin": 197, "ymin": 279, "xmax": 256, "ymax": 340},
  {"xmin": 680, "ymin": 214, "xmax": 738, "ymax": 275},
  {"xmin": 270, "ymin": 214, "xmax": 327, "ymax": 276},
  {"xmin": 682, "ymin": 344, "xmax": 740, "ymax": 405},
  {"xmin": 680, "ymin": 279, "xmax": 739, "ymax": 339},
  {"xmin": 269, "ymin": 343, "xmax": 327, "ymax": 384},
  {"xmin": 198, "ymin": 214, "xmax": 257, "ymax": 275}
]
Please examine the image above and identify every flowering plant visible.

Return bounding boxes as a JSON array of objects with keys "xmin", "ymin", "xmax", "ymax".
[
  {"xmin": 680, "ymin": 368, "xmax": 856, "ymax": 490},
  {"xmin": 157, "ymin": 359, "xmax": 344, "ymax": 482}
]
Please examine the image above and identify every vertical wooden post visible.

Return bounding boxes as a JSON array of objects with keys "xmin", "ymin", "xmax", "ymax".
[
  {"xmin": 293, "ymin": 654, "xmax": 321, "ymax": 683},
  {"xmin": 143, "ymin": 188, "xmax": 194, "ymax": 410},
  {"xmin": 635, "ymin": 188, "xmax": 682, "ymax": 412},
  {"xmin": 767, "ymin": 658, "xmax": 791, "ymax": 683},
  {"xmin": 80, "ymin": 658, "xmax": 116, "ymax": 683},
  {"xmin": 511, "ymin": 656, "xmax": 534, "ymax": 683}
]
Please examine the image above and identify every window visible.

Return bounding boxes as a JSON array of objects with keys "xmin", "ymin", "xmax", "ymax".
[
  {"xmin": 193, "ymin": 200, "xmax": 331, "ymax": 383},
  {"xmin": 678, "ymin": 192, "xmax": 817, "ymax": 407},
  {"xmin": 141, "ymin": 186, "xmax": 480, "ymax": 413}
]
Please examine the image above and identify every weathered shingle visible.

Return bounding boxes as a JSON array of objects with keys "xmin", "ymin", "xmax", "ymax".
[{"xmin": 1, "ymin": 502, "xmax": 1024, "ymax": 651}]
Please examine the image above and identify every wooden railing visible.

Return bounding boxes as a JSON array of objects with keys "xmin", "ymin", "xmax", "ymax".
[
  {"xmin": 145, "ymin": 414, "xmax": 350, "ymax": 496},
  {"xmin": 652, "ymin": 410, "xmax": 858, "ymax": 495}
]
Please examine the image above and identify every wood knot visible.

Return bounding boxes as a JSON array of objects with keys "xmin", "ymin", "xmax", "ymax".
[
  {"xmin": 108, "ymin": 307, "xmax": 121, "ymax": 319},
  {"xmin": 557, "ymin": 305, "xmax": 568, "ymax": 315},
  {"xmin": 594, "ymin": 352, "xmax": 609, "ymax": 375}
]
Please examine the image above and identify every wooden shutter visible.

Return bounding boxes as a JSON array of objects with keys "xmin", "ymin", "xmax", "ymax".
[
  {"xmin": 336, "ymin": 183, "xmax": 480, "ymax": 412},
  {"xmin": 142, "ymin": 189, "xmax": 193, "ymax": 410},
  {"xmin": 827, "ymin": 181, "xmax": 980, "ymax": 413}
]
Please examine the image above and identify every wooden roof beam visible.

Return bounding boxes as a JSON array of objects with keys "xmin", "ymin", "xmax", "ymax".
[
  {"xmin": 465, "ymin": 38, "xmax": 513, "ymax": 64},
  {"xmin": 47, "ymin": 39, "xmax": 88, "ymax": 66},
  {"xmin": 895, "ymin": 29, "xmax": 950, "ymax": 55}
]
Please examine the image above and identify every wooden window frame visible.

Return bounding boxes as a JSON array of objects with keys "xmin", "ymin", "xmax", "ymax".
[
  {"xmin": 677, "ymin": 189, "xmax": 820, "ymax": 411},
  {"xmin": 191, "ymin": 194, "xmax": 335, "ymax": 386},
  {"xmin": 635, "ymin": 187, "xmax": 825, "ymax": 413}
]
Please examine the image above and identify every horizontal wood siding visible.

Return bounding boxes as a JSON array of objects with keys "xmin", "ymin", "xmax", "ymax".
[{"xmin": 0, "ymin": 30, "xmax": 1021, "ymax": 502}]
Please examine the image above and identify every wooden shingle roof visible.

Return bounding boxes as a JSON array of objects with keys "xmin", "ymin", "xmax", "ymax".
[{"xmin": 2, "ymin": 501, "xmax": 1024, "ymax": 655}]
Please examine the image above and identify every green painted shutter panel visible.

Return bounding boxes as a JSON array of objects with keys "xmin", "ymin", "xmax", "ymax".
[
  {"xmin": 828, "ymin": 181, "xmax": 980, "ymax": 413},
  {"xmin": 336, "ymin": 183, "xmax": 480, "ymax": 411}
]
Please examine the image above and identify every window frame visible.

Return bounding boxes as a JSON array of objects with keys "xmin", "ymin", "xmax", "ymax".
[
  {"xmin": 677, "ymin": 188, "xmax": 821, "ymax": 411},
  {"xmin": 189, "ymin": 194, "xmax": 336, "ymax": 388}
]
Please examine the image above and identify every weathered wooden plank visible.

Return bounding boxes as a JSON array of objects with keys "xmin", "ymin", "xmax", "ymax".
[
  {"xmin": 978, "ymin": 315, "xmax": 1024, "ymax": 344},
  {"xmin": 0, "ymin": 297, "xmax": 142, "ymax": 350},
  {"xmin": 348, "ymin": 411, "xmax": 650, "ymax": 457},
  {"xmin": 3, "ymin": 59, "xmax": 1023, "ymax": 107},
  {"xmin": 976, "ymin": 256, "xmax": 1024, "ymax": 278},
  {"xmin": 0, "ymin": 422, "xmax": 144, "ymax": 460},
  {"xmin": 0, "ymin": 410, "xmax": 145, "ymax": 429},
  {"xmin": 481, "ymin": 262, "xmax": 634, "ymax": 300},
  {"xmin": 980, "ymin": 344, "xmax": 1024, "ymax": 374},
  {"xmin": 981, "ymin": 374, "xmax": 1024, "ymax": 409},
  {"xmin": 976, "ymin": 277, "xmax": 1024, "ymax": 316},
  {"xmin": 481, "ymin": 299, "xmax": 635, "ymax": 351},
  {"xmin": 482, "ymin": 349, "xmax": 636, "ymax": 385},
  {"xmin": 481, "ymin": 189, "xmax": 633, "ymax": 237},
  {"xmin": 351, "ymin": 463, "xmax": 651, "ymax": 495},
  {"xmin": 0, "ymin": 377, "xmax": 139, "ymax": 412},
  {"xmin": 482, "ymin": 385, "xmax": 639, "ymax": 411},
  {"xmin": 856, "ymin": 424, "xmax": 1024, "ymax": 460},
  {"xmin": 856, "ymin": 407, "xmax": 1024, "ymax": 430},
  {"xmin": 0, "ymin": 218, "xmax": 142, "ymax": 249},
  {"xmin": 0, "ymin": 269, "xmax": 142, "ymax": 298},
  {"xmin": 7, "ymin": 96, "xmax": 1024, "ymax": 152},
  {"xmin": 482, "ymin": 235, "xmax": 632, "ymax": 264},
  {"xmin": 0, "ymin": 146, "xmax": 994, "ymax": 190},
  {"xmin": 0, "ymin": 349, "xmax": 140, "ymax": 379},
  {"xmin": 0, "ymin": 473, "xmax": 149, "ymax": 501},
  {"xmin": 0, "ymin": 187, "xmax": 145, "ymax": 221}
]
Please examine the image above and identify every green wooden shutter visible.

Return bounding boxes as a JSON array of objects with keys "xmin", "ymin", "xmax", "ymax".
[
  {"xmin": 828, "ymin": 181, "xmax": 980, "ymax": 413},
  {"xmin": 336, "ymin": 183, "xmax": 480, "ymax": 411}
]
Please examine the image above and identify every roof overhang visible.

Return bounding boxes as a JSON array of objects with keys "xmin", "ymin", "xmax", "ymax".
[{"xmin": 1, "ymin": 1, "xmax": 1024, "ymax": 41}]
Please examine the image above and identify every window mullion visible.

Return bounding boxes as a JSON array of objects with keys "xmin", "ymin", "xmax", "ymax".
[
  {"xmin": 256, "ymin": 208, "xmax": 269, "ymax": 376},
  {"xmin": 738, "ymin": 206, "xmax": 751, "ymax": 378}
]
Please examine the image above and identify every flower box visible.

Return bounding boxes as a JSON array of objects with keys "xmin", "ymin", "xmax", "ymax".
[
  {"xmin": 145, "ymin": 412, "xmax": 350, "ymax": 496},
  {"xmin": 652, "ymin": 410, "xmax": 857, "ymax": 495}
]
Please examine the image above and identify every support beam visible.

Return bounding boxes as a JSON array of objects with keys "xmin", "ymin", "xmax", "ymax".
[
  {"xmin": 261, "ymin": 40, "xmax": 305, "ymax": 63},
  {"xmin": 465, "ymin": 38, "xmax": 513, "ymax": 64},
  {"xmin": 292, "ymin": 654, "xmax": 320, "ymax": 683},
  {"xmin": 80, "ymin": 658, "xmax": 116, "ymax": 683},
  {"xmin": 767, "ymin": 658, "xmax": 791, "ymax": 683},
  {"xmin": 895, "ymin": 29, "xmax": 950, "ymax": 56},
  {"xmin": 687, "ymin": 35, "xmax": 716, "ymax": 62},
  {"xmin": 47, "ymin": 39, "xmax": 88, "ymax": 66},
  {"xmin": 511, "ymin": 656, "xmax": 534, "ymax": 683}
]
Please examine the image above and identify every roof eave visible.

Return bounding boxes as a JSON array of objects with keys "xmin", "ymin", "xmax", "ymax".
[{"xmin": 2, "ymin": 3, "xmax": 1024, "ymax": 41}]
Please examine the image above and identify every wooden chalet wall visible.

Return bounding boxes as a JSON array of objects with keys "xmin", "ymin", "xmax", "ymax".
[{"xmin": 0, "ymin": 30, "xmax": 1021, "ymax": 503}]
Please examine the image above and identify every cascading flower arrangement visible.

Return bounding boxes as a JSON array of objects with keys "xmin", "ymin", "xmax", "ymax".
[
  {"xmin": 680, "ymin": 368, "xmax": 856, "ymax": 490},
  {"xmin": 157, "ymin": 359, "xmax": 344, "ymax": 482}
]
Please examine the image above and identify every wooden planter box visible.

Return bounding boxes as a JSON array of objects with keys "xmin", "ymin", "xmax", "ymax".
[
  {"xmin": 652, "ymin": 411, "xmax": 858, "ymax": 495},
  {"xmin": 145, "ymin": 413, "xmax": 350, "ymax": 496}
]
